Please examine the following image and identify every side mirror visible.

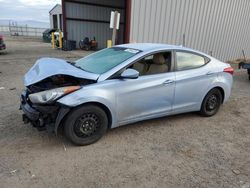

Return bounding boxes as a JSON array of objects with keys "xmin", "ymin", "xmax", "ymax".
[{"xmin": 121, "ymin": 68, "xmax": 139, "ymax": 79}]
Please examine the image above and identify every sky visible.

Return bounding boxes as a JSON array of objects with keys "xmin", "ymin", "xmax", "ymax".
[{"xmin": 0, "ymin": 0, "xmax": 61, "ymax": 22}]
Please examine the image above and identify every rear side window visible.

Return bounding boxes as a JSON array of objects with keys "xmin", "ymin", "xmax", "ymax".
[{"xmin": 176, "ymin": 52, "xmax": 206, "ymax": 71}]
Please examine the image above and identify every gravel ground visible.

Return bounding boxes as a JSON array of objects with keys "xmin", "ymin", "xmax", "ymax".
[{"xmin": 0, "ymin": 37, "xmax": 249, "ymax": 188}]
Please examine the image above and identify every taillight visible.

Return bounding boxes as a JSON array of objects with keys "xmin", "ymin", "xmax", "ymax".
[{"xmin": 223, "ymin": 67, "xmax": 234, "ymax": 75}]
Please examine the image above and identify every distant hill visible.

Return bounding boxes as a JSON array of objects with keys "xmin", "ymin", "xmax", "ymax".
[{"xmin": 0, "ymin": 19, "xmax": 49, "ymax": 28}]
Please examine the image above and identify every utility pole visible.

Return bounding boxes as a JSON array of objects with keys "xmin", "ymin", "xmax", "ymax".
[
  {"xmin": 112, "ymin": 11, "xmax": 118, "ymax": 46},
  {"xmin": 110, "ymin": 11, "xmax": 120, "ymax": 46}
]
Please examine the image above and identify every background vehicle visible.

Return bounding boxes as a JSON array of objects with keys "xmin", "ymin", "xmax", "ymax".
[
  {"xmin": 42, "ymin": 29, "xmax": 63, "ymax": 47},
  {"xmin": 79, "ymin": 37, "xmax": 97, "ymax": 51},
  {"xmin": 239, "ymin": 61, "xmax": 250, "ymax": 80},
  {"xmin": 42, "ymin": 29, "xmax": 56, "ymax": 43},
  {"xmin": 0, "ymin": 34, "xmax": 6, "ymax": 50},
  {"xmin": 20, "ymin": 44, "xmax": 233, "ymax": 145}
]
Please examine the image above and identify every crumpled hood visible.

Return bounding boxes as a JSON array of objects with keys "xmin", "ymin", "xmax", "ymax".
[{"xmin": 24, "ymin": 58, "xmax": 99, "ymax": 86}]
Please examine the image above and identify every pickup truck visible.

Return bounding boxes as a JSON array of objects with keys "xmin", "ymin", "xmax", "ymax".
[
  {"xmin": 0, "ymin": 35, "xmax": 6, "ymax": 50},
  {"xmin": 239, "ymin": 61, "xmax": 250, "ymax": 80}
]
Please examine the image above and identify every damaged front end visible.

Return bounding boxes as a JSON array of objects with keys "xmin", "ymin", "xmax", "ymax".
[
  {"xmin": 20, "ymin": 89, "xmax": 64, "ymax": 132},
  {"xmin": 20, "ymin": 74, "xmax": 96, "ymax": 133},
  {"xmin": 20, "ymin": 57, "xmax": 99, "ymax": 133}
]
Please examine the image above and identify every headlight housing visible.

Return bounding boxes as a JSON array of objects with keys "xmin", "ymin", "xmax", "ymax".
[{"xmin": 29, "ymin": 86, "xmax": 80, "ymax": 104}]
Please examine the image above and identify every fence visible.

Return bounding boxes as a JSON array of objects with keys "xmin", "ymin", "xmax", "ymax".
[{"xmin": 0, "ymin": 25, "xmax": 48, "ymax": 37}]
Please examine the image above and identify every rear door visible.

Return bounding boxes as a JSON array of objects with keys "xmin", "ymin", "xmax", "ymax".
[{"xmin": 173, "ymin": 50, "xmax": 216, "ymax": 113}]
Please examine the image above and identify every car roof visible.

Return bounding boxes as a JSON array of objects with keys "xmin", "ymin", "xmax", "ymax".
[
  {"xmin": 116, "ymin": 43, "xmax": 191, "ymax": 52},
  {"xmin": 43, "ymin": 28, "xmax": 56, "ymax": 34},
  {"xmin": 116, "ymin": 43, "xmax": 212, "ymax": 58}
]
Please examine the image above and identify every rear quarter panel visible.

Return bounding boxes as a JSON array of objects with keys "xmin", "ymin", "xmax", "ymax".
[
  {"xmin": 206, "ymin": 60, "xmax": 233, "ymax": 103},
  {"xmin": 210, "ymin": 71, "xmax": 233, "ymax": 103}
]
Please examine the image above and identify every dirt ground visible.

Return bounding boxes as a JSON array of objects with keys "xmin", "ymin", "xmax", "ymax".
[{"xmin": 0, "ymin": 37, "xmax": 249, "ymax": 188}]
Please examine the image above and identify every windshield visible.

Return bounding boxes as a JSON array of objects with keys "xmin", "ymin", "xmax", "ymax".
[{"xmin": 74, "ymin": 47, "xmax": 140, "ymax": 74}]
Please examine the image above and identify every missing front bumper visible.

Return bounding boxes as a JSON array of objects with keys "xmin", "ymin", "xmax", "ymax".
[{"xmin": 20, "ymin": 90, "xmax": 61, "ymax": 132}]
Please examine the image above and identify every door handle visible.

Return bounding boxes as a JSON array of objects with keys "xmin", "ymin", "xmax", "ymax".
[{"xmin": 163, "ymin": 79, "xmax": 174, "ymax": 85}]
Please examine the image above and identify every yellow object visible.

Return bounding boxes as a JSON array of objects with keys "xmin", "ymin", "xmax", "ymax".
[
  {"xmin": 107, "ymin": 40, "xmax": 112, "ymax": 48},
  {"xmin": 51, "ymin": 32, "xmax": 55, "ymax": 49},
  {"xmin": 59, "ymin": 31, "xmax": 63, "ymax": 49}
]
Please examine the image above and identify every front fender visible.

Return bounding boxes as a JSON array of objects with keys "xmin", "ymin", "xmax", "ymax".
[
  {"xmin": 57, "ymin": 87, "xmax": 117, "ymax": 128},
  {"xmin": 54, "ymin": 106, "xmax": 70, "ymax": 135}
]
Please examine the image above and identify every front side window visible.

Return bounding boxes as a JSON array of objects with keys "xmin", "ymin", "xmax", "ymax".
[
  {"xmin": 75, "ymin": 47, "xmax": 140, "ymax": 74},
  {"xmin": 132, "ymin": 52, "xmax": 171, "ymax": 76},
  {"xmin": 176, "ymin": 52, "xmax": 206, "ymax": 71}
]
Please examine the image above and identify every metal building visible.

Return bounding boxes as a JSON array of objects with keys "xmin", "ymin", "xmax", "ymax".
[
  {"xmin": 62, "ymin": 0, "xmax": 127, "ymax": 49},
  {"xmin": 62, "ymin": 0, "xmax": 250, "ymax": 61},
  {"xmin": 49, "ymin": 4, "xmax": 63, "ymax": 30}
]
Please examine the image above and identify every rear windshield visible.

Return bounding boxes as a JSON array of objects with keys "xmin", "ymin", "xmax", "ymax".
[{"xmin": 75, "ymin": 47, "xmax": 140, "ymax": 74}]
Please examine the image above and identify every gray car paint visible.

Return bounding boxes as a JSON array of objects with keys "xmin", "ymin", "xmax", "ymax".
[
  {"xmin": 57, "ymin": 44, "xmax": 233, "ymax": 129},
  {"xmin": 25, "ymin": 44, "xmax": 233, "ymax": 130}
]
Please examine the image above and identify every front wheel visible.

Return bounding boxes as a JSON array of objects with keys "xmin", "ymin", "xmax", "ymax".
[
  {"xmin": 64, "ymin": 105, "xmax": 108, "ymax": 145},
  {"xmin": 200, "ymin": 88, "xmax": 222, "ymax": 117}
]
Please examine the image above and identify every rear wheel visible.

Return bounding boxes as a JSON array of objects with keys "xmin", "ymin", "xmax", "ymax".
[
  {"xmin": 200, "ymin": 88, "xmax": 222, "ymax": 117},
  {"xmin": 64, "ymin": 105, "xmax": 108, "ymax": 145}
]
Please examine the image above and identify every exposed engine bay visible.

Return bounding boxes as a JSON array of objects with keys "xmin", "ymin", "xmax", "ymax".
[
  {"xmin": 21, "ymin": 74, "xmax": 95, "ymax": 132},
  {"xmin": 27, "ymin": 74, "xmax": 95, "ymax": 93}
]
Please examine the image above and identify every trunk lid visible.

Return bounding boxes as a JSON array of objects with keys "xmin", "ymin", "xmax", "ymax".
[{"xmin": 24, "ymin": 58, "xmax": 99, "ymax": 86}]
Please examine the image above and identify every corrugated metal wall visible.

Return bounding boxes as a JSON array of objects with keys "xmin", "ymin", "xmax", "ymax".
[
  {"xmin": 65, "ymin": 0, "xmax": 125, "ymax": 49},
  {"xmin": 130, "ymin": 0, "xmax": 250, "ymax": 61}
]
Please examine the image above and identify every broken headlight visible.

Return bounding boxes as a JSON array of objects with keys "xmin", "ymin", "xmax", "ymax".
[{"xmin": 29, "ymin": 86, "xmax": 80, "ymax": 104}]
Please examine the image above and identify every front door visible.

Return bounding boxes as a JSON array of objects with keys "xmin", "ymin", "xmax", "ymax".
[
  {"xmin": 116, "ymin": 73, "xmax": 175, "ymax": 125},
  {"xmin": 115, "ymin": 51, "xmax": 175, "ymax": 125}
]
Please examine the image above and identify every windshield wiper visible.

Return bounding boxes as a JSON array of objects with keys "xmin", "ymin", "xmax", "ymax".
[
  {"xmin": 67, "ymin": 61, "xmax": 81, "ymax": 69},
  {"xmin": 67, "ymin": 60, "xmax": 76, "ymax": 65},
  {"xmin": 67, "ymin": 60, "xmax": 90, "ymax": 72},
  {"xmin": 74, "ymin": 65, "xmax": 83, "ymax": 69},
  {"xmin": 69, "ymin": 62, "xmax": 86, "ymax": 71}
]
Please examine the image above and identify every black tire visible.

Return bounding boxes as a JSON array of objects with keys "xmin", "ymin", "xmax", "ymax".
[
  {"xmin": 200, "ymin": 88, "xmax": 222, "ymax": 117},
  {"xmin": 64, "ymin": 105, "xmax": 108, "ymax": 145}
]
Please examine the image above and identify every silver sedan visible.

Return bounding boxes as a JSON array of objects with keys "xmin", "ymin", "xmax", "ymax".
[{"xmin": 20, "ymin": 43, "xmax": 233, "ymax": 145}]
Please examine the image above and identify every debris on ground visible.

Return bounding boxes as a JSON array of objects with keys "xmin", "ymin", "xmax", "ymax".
[
  {"xmin": 63, "ymin": 143, "xmax": 67, "ymax": 151},
  {"xmin": 232, "ymin": 169, "xmax": 241, "ymax": 175},
  {"xmin": 10, "ymin": 169, "xmax": 17, "ymax": 175}
]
